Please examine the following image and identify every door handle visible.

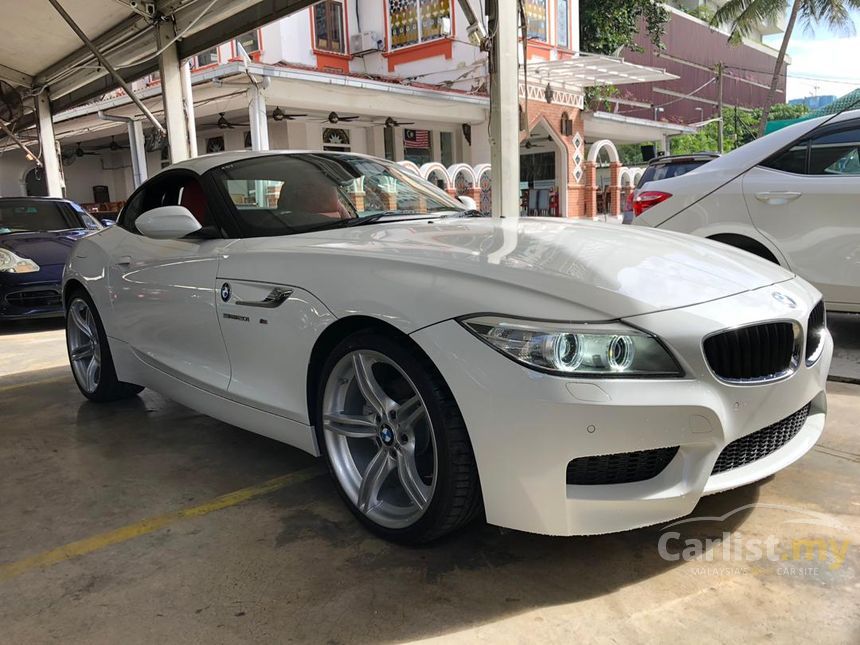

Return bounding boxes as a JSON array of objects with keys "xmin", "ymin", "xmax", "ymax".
[
  {"xmin": 235, "ymin": 287, "xmax": 293, "ymax": 308},
  {"xmin": 754, "ymin": 191, "xmax": 802, "ymax": 205},
  {"xmin": 114, "ymin": 255, "xmax": 133, "ymax": 267}
]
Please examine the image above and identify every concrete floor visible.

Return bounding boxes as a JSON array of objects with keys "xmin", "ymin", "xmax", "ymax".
[{"xmin": 1, "ymin": 320, "xmax": 858, "ymax": 644}]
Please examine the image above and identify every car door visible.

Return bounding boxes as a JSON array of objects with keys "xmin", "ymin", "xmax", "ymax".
[
  {"xmin": 743, "ymin": 120, "xmax": 860, "ymax": 308},
  {"xmin": 206, "ymin": 159, "xmax": 339, "ymax": 423},
  {"xmin": 110, "ymin": 171, "xmax": 234, "ymax": 392}
]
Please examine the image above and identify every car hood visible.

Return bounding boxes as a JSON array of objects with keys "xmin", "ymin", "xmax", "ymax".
[
  {"xmin": 226, "ymin": 218, "xmax": 794, "ymax": 325},
  {"xmin": 0, "ymin": 230, "xmax": 88, "ymax": 266}
]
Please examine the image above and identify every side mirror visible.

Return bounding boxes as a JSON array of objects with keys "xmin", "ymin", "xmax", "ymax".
[
  {"xmin": 100, "ymin": 218, "xmax": 116, "ymax": 227},
  {"xmin": 136, "ymin": 206, "xmax": 202, "ymax": 239},
  {"xmin": 457, "ymin": 195, "xmax": 477, "ymax": 211}
]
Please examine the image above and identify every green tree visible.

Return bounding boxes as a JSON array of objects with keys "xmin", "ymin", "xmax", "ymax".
[
  {"xmin": 712, "ymin": 0, "xmax": 860, "ymax": 137},
  {"xmin": 580, "ymin": 0, "xmax": 669, "ymax": 54},
  {"xmin": 669, "ymin": 103, "xmax": 809, "ymax": 155}
]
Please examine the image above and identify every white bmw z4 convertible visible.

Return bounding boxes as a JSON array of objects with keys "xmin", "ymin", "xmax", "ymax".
[{"xmin": 63, "ymin": 151, "xmax": 832, "ymax": 543}]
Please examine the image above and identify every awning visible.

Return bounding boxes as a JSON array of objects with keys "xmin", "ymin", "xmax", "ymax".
[
  {"xmin": 527, "ymin": 53, "xmax": 679, "ymax": 91},
  {"xmin": 584, "ymin": 111, "xmax": 696, "ymax": 144}
]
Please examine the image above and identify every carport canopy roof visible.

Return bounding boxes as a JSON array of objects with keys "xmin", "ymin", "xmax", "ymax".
[
  {"xmin": 527, "ymin": 54, "xmax": 679, "ymax": 91},
  {"xmin": 0, "ymin": 0, "xmax": 316, "ymax": 114}
]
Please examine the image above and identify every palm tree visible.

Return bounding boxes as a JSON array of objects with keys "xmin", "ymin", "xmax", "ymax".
[{"xmin": 712, "ymin": 0, "xmax": 860, "ymax": 136}]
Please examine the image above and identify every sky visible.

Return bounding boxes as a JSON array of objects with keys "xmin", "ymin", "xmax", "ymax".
[{"xmin": 762, "ymin": 9, "xmax": 860, "ymax": 101}]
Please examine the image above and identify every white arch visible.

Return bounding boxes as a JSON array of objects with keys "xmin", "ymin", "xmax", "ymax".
[
  {"xmin": 419, "ymin": 162, "xmax": 452, "ymax": 189},
  {"xmin": 619, "ymin": 167, "xmax": 635, "ymax": 187},
  {"xmin": 632, "ymin": 167, "xmax": 645, "ymax": 184},
  {"xmin": 447, "ymin": 163, "xmax": 477, "ymax": 186},
  {"xmin": 587, "ymin": 139, "xmax": 620, "ymax": 163},
  {"xmin": 396, "ymin": 160, "xmax": 422, "ymax": 176},
  {"xmin": 473, "ymin": 163, "xmax": 491, "ymax": 180}
]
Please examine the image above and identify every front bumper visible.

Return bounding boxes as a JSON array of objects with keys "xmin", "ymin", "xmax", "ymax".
[
  {"xmin": 411, "ymin": 278, "xmax": 832, "ymax": 536},
  {"xmin": 0, "ymin": 282, "xmax": 64, "ymax": 320}
]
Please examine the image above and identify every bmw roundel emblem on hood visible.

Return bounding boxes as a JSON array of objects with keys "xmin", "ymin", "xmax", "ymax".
[
  {"xmin": 772, "ymin": 291, "xmax": 797, "ymax": 308},
  {"xmin": 220, "ymin": 283, "xmax": 231, "ymax": 302}
]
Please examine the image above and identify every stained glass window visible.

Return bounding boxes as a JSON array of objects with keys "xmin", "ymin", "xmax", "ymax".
[
  {"xmin": 557, "ymin": 0, "xmax": 569, "ymax": 48},
  {"xmin": 389, "ymin": 0, "xmax": 451, "ymax": 50},
  {"xmin": 525, "ymin": 0, "xmax": 547, "ymax": 41}
]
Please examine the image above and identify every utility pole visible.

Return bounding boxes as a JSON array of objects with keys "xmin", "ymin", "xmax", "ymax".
[
  {"xmin": 716, "ymin": 62, "xmax": 724, "ymax": 154},
  {"xmin": 487, "ymin": 0, "xmax": 520, "ymax": 218}
]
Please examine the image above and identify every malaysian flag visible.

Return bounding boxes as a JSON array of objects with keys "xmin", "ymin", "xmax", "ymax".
[{"xmin": 404, "ymin": 129, "xmax": 430, "ymax": 149}]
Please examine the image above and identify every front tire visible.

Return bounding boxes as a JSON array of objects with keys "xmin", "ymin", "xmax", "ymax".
[
  {"xmin": 315, "ymin": 331, "xmax": 481, "ymax": 544},
  {"xmin": 66, "ymin": 290, "xmax": 143, "ymax": 402}
]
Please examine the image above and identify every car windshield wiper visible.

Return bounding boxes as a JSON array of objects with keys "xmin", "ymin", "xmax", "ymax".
[{"xmin": 300, "ymin": 210, "xmax": 467, "ymax": 234}]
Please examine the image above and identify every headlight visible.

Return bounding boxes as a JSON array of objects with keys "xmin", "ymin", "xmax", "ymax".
[
  {"xmin": 0, "ymin": 248, "xmax": 40, "ymax": 273},
  {"xmin": 459, "ymin": 316, "xmax": 682, "ymax": 377}
]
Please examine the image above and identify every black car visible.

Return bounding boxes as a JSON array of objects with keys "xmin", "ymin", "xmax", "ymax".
[{"xmin": 0, "ymin": 197, "xmax": 104, "ymax": 320}]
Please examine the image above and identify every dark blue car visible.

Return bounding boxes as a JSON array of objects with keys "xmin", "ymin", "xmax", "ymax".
[{"xmin": 0, "ymin": 197, "xmax": 105, "ymax": 320}]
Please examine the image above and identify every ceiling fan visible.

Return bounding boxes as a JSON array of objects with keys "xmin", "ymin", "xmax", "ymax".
[
  {"xmin": 384, "ymin": 116, "xmax": 415, "ymax": 128},
  {"xmin": 204, "ymin": 112, "xmax": 250, "ymax": 130},
  {"xmin": 271, "ymin": 107, "xmax": 307, "ymax": 121},
  {"xmin": 93, "ymin": 136, "xmax": 129, "ymax": 151},
  {"xmin": 72, "ymin": 142, "xmax": 101, "ymax": 157},
  {"xmin": 324, "ymin": 111, "xmax": 360, "ymax": 124}
]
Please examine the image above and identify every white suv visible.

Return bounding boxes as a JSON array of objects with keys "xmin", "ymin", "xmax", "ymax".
[{"xmin": 634, "ymin": 110, "xmax": 860, "ymax": 313}]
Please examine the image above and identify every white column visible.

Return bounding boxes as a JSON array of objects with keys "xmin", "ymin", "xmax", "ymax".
[
  {"xmin": 181, "ymin": 61, "xmax": 198, "ymax": 158},
  {"xmin": 248, "ymin": 84, "xmax": 270, "ymax": 151},
  {"xmin": 157, "ymin": 24, "xmax": 190, "ymax": 163},
  {"xmin": 128, "ymin": 119, "xmax": 148, "ymax": 188},
  {"xmin": 488, "ymin": 0, "xmax": 520, "ymax": 218},
  {"xmin": 36, "ymin": 92, "xmax": 63, "ymax": 197}
]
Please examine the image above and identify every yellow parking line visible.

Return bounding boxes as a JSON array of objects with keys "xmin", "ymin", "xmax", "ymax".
[{"xmin": 0, "ymin": 467, "xmax": 322, "ymax": 582}]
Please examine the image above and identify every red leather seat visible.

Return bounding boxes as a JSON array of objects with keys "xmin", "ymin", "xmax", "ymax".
[{"xmin": 180, "ymin": 181, "xmax": 207, "ymax": 225}]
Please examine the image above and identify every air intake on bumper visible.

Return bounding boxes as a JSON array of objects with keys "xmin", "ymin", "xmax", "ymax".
[
  {"xmin": 566, "ymin": 446, "xmax": 679, "ymax": 485},
  {"xmin": 711, "ymin": 403, "xmax": 811, "ymax": 475}
]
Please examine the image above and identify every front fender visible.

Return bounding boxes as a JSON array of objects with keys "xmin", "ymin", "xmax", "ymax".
[{"xmin": 63, "ymin": 227, "xmax": 124, "ymax": 331}]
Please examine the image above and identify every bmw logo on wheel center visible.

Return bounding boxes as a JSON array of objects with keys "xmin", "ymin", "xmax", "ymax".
[{"xmin": 220, "ymin": 283, "xmax": 231, "ymax": 302}]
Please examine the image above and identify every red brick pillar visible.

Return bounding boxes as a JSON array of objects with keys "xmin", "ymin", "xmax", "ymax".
[
  {"xmin": 382, "ymin": 191, "xmax": 397, "ymax": 211},
  {"xmin": 348, "ymin": 191, "xmax": 366, "ymax": 213},
  {"xmin": 584, "ymin": 161, "xmax": 598, "ymax": 219},
  {"xmin": 468, "ymin": 186, "xmax": 481, "ymax": 204},
  {"xmin": 446, "ymin": 187, "xmax": 458, "ymax": 197},
  {"xmin": 609, "ymin": 162, "xmax": 622, "ymax": 218}
]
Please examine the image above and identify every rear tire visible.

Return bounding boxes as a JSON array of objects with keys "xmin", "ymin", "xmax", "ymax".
[
  {"xmin": 65, "ymin": 289, "xmax": 143, "ymax": 402},
  {"xmin": 315, "ymin": 331, "xmax": 482, "ymax": 544}
]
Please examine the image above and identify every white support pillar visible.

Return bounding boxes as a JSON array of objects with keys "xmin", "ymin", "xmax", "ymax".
[
  {"xmin": 36, "ymin": 92, "xmax": 64, "ymax": 197},
  {"xmin": 248, "ymin": 84, "xmax": 269, "ymax": 152},
  {"xmin": 157, "ymin": 23, "xmax": 190, "ymax": 163},
  {"xmin": 488, "ymin": 0, "xmax": 520, "ymax": 218},
  {"xmin": 128, "ymin": 120, "xmax": 148, "ymax": 188},
  {"xmin": 181, "ymin": 61, "xmax": 198, "ymax": 158}
]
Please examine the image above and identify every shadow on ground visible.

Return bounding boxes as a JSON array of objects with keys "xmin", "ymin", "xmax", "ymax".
[
  {"xmin": 828, "ymin": 312, "xmax": 860, "ymax": 383},
  {"xmin": 0, "ymin": 318, "xmax": 64, "ymax": 336},
  {"xmin": 1, "ymin": 367, "xmax": 766, "ymax": 643}
]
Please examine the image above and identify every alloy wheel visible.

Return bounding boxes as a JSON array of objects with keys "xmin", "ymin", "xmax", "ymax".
[
  {"xmin": 322, "ymin": 350, "xmax": 437, "ymax": 529},
  {"xmin": 67, "ymin": 297, "xmax": 101, "ymax": 394}
]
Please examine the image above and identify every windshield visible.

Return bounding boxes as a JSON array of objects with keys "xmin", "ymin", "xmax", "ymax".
[
  {"xmin": 0, "ymin": 200, "xmax": 75, "ymax": 234},
  {"xmin": 212, "ymin": 153, "xmax": 466, "ymax": 237}
]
